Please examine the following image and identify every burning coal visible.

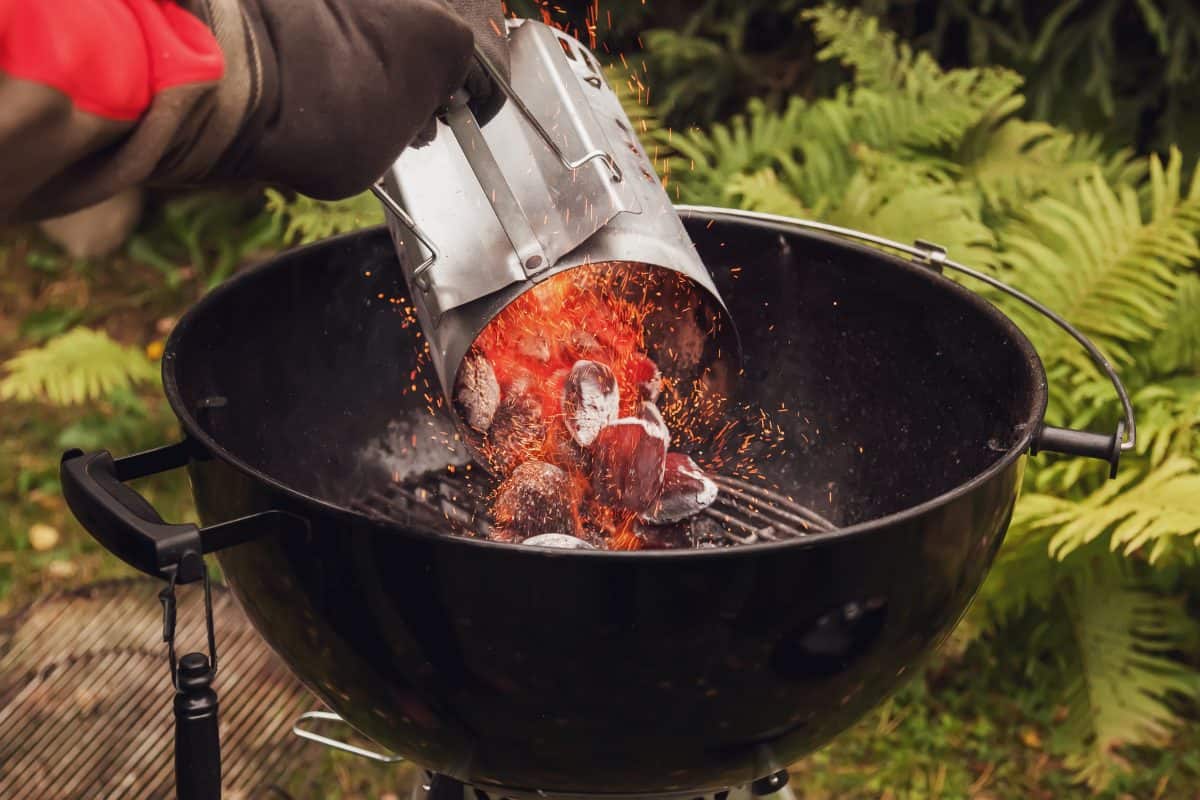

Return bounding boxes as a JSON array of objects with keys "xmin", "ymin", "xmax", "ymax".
[{"xmin": 451, "ymin": 262, "xmax": 735, "ymax": 550}]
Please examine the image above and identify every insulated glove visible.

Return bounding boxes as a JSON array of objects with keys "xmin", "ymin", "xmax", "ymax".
[
  {"xmin": 444, "ymin": 0, "xmax": 511, "ymax": 126},
  {"xmin": 0, "ymin": 0, "xmax": 510, "ymax": 223}
]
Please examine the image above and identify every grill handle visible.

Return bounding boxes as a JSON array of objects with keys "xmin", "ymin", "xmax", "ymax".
[
  {"xmin": 60, "ymin": 441, "xmax": 301, "ymax": 583},
  {"xmin": 676, "ymin": 208, "xmax": 1136, "ymax": 479}
]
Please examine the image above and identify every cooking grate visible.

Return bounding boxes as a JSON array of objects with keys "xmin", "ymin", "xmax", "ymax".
[{"xmin": 350, "ymin": 469, "xmax": 836, "ymax": 546}]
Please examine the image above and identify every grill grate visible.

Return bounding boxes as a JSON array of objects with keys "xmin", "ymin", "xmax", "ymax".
[{"xmin": 351, "ymin": 470, "xmax": 836, "ymax": 546}]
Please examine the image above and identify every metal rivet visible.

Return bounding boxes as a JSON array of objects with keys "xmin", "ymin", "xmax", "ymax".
[{"xmin": 525, "ymin": 255, "xmax": 544, "ymax": 271}]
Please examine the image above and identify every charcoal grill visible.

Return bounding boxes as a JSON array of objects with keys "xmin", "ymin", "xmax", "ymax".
[{"xmin": 60, "ymin": 209, "xmax": 1132, "ymax": 799}]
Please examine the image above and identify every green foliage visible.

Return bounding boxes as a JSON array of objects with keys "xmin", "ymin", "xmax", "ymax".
[
  {"xmin": 1034, "ymin": 458, "xmax": 1200, "ymax": 563},
  {"xmin": 127, "ymin": 191, "xmax": 282, "ymax": 290},
  {"xmin": 996, "ymin": 157, "xmax": 1200, "ymax": 371},
  {"xmin": 265, "ymin": 189, "xmax": 383, "ymax": 245},
  {"xmin": 1057, "ymin": 563, "xmax": 1200, "ymax": 788},
  {"xmin": 567, "ymin": 0, "xmax": 1200, "ymax": 162},
  {"xmin": 634, "ymin": 5, "xmax": 1200, "ymax": 788},
  {"xmin": 0, "ymin": 327, "xmax": 158, "ymax": 406},
  {"xmin": 906, "ymin": 0, "xmax": 1200, "ymax": 157}
]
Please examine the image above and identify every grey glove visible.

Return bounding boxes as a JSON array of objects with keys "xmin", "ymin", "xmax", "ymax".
[
  {"xmin": 411, "ymin": 0, "xmax": 511, "ymax": 147},
  {"xmin": 193, "ymin": 0, "xmax": 511, "ymax": 198},
  {"xmin": 2, "ymin": 0, "xmax": 512, "ymax": 222},
  {"xmin": 444, "ymin": 0, "xmax": 512, "ymax": 125}
]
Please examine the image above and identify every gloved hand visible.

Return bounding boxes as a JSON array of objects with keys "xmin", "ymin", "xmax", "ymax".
[
  {"xmin": 0, "ymin": 0, "xmax": 510, "ymax": 222},
  {"xmin": 411, "ymin": 0, "xmax": 512, "ymax": 148},
  {"xmin": 444, "ymin": 0, "xmax": 511, "ymax": 125}
]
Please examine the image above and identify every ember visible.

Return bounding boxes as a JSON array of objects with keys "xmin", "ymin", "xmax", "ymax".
[
  {"xmin": 562, "ymin": 360, "xmax": 620, "ymax": 447},
  {"xmin": 493, "ymin": 461, "xmax": 577, "ymax": 542},
  {"xmin": 454, "ymin": 351, "xmax": 500, "ymax": 433},
  {"xmin": 591, "ymin": 416, "xmax": 668, "ymax": 512},
  {"xmin": 454, "ymin": 262, "xmax": 732, "ymax": 550},
  {"xmin": 643, "ymin": 452, "xmax": 719, "ymax": 524}
]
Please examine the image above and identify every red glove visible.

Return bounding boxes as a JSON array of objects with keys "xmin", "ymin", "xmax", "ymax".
[{"xmin": 0, "ymin": 0, "xmax": 509, "ymax": 222}]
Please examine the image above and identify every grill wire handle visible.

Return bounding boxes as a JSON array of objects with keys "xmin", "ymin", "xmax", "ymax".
[
  {"xmin": 678, "ymin": 207, "xmax": 1136, "ymax": 479},
  {"xmin": 471, "ymin": 43, "xmax": 623, "ymax": 182}
]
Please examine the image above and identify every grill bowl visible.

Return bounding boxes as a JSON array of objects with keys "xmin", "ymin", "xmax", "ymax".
[{"xmin": 77, "ymin": 211, "xmax": 1050, "ymax": 794}]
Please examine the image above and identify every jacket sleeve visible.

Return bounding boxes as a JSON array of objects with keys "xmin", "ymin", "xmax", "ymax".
[{"xmin": 0, "ymin": 0, "xmax": 228, "ymax": 222}]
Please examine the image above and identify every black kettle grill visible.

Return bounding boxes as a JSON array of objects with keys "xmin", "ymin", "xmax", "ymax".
[{"xmin": 59, "ymin": 208, "xmax": 1131, "ymax": 799}]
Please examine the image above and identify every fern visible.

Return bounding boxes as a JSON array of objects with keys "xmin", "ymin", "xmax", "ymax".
[
  {"xmin": 806, "ymin": 7, "xmax": 1025, "ymax": 150},
  {"xmin": 821, "ymin": 154, "xmax": 996, "ymax": 267},
  {"xmin": 1016, "ymin": 458, "xmax": 1200, "ymax": 564},
  {"xmin": 0, "ymin": 328, "xmax": 158, "ymax": 405},
  {"xmin": 661, "ymin": 98, "xmax": 815, "ymax": 205},
  {"xmin": 994, "ymin": 153, "xmax": 1200, "ymax": 372},
  {"xmin": 1133, "ymin": 379, "xmax": 1200, "ymax": 464},
  {"xmin": 724, "ymin": 169, "xmax": 811, "ymax": 218},
  {"xmin": 126, "ymin": 190, "xmax": 282, "ymax": 290},
  {"xmin": 957, "ymin": 116, "xmax": 1092, "ymax": 214},
  {"xmin": 1057, "ymin": 565, "xmax": 1200, "ymax": 788},
  {"xmin": 265, "ymin": 189, "xmax": 383, "ymax": 246},
  {"xmin": 1147, "ymin": 275, "xmax": 1200, "ymax": 375}
]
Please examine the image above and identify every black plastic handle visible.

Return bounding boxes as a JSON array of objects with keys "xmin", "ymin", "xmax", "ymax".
[
  {"xmin": 61, "ymin": 441, "xmax": 299, "ymax": 584},
  {"xmin": 61, "ymin": 442, "xmax": 205, "ymax": 582}
]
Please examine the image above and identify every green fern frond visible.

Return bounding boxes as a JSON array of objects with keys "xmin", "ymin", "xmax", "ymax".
[
  {"xmin": 826, "ymin": 158, "xmax": 996, "ymax": 265},
  {"xmin": 264, "ymin": 189, "xmax": 383, "ymax": 246},
  {"xmin": 661, "ymin": 98, "xmax": 815, "ymax": 205},
  {"xmin": 804, "ymin": 6, "xmax": 945, "ymax": 92},
  {"xmin": 724, "ymin": 168, "xmax": 811, "ymax": 218},
  {"xmin": 0, "ymin": 328, "xmax": 158, "ymax": 406},
  {"xmin": 805, "ymin": 6, "xmax": 1025, "ymax": 149},
  {"xmin": 973, "ymin": 508, "xmax": 1063, "ymax": 625},
  {"xmin": 607, "ymin": 65, "xmax": 661, "ymax": 142},
  {"xmin": 657, "ymin": 97, "xmax": 816, "ymax": 205},
  {"xmin": 640, "ymin": 29, "xmax": 743, "ymax": 125},
  {"xmin": 1017, "ymin": 457, "xmax": 1200, "ymax": 564},
  {"xmin": 1147, "ymin": 274, "xmax": 1200, "ymax": 375},
  {"xmin": 1058, "ymin": 567, "xmax": 1200, "ymax": 789},
  {"xmin": 996, "ymin": 157, "xmax": 1200, "ymax": 370},
  {"xmin": 1134, "ymin": 378, "xmax": 1200, "ymax": 466},
  {"xmin": 958, "ymin": 116, "xmax": 1096, "ymax": 213}
]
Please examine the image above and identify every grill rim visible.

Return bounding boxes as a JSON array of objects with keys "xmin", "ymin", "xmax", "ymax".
[{"xmin": 161, "ymin": 214, "xmax": 1047, "ymax": 559}]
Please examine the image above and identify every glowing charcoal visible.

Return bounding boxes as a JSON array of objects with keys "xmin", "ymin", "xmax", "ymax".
[
  {"xmin": 493, "ymin": 461, "xmax": 578, "ymax": 542},
  {"xmin": 591, "ymin": 417, "xmax": 669, "ymax": 512},
  {"xmin": 566, "ymin": 330, "xmax": 604, "ymax": 360},
  {"xmin": 522, "ymin": 533, "xmax": 596, "ymax": 549},
  {"xmin": 636, "ymin": 400, "xmax": 670, "ymax": 444},
  {"xmin": 518, "ymin": 332, "xmax": 551, "ymax": 363},
  {"xmin": 457, "ymin": 262, "xmax": 731, "ymax": 550},
  {"xmin": 486, "ymin": 386, "xmax": 546, "ymax": 475},
  {"xmin": 454, "ymin": 351, "xmax": 500, "ymax": 433},
  {"xmin": 643, "ymin": 452, "xmax": 719, "ymax": 525},
  {"xmin": 561, "ymin": 360, "xmax": 620, "ymax": 447}
]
